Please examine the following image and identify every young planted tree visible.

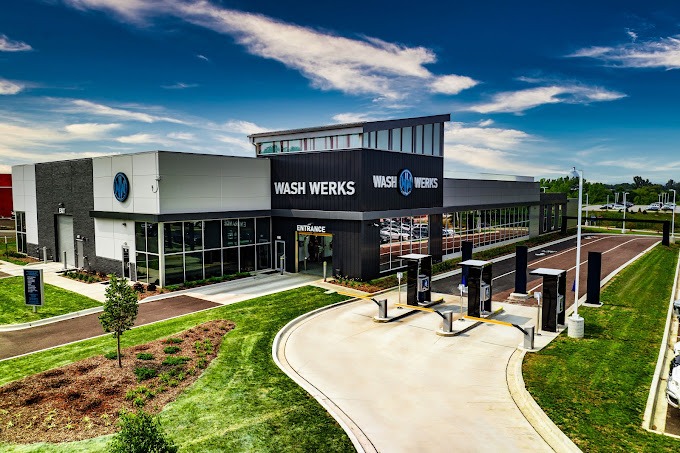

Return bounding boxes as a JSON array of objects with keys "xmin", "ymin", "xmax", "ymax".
[{"xmin": 99, "ymin": 274, "xmax": 139, "ymax": 367}]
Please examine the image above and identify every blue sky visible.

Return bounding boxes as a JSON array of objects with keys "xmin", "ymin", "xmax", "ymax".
[{"xmin": 2, "ymin": 0, "xmax": 680, "ymax": 184}]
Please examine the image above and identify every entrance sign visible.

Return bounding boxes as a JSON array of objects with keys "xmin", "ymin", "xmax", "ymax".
[
  {"xmin": 297, "ymin": 224, "xmax": 326, "ymax": 233},
  {"xmin": 24, "ymin": 269, "xmax": 45, "ymax": 307}
]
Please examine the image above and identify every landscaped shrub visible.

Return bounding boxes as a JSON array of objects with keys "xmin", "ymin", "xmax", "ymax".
[
  {"xmin": 164, "ymin": 337, "xmax": 183, "ymax": 344},
  {"xmin": 162, "ymin": 356, "xmax": 191, "ymax": 366},
  {"xmin": 132, "ymin": 282, "xmax": 144, "ymax": 293},
  {"xmin": 133, "ymin": 367, "xmax": 158, "ymax": 382},
  {"xmin": 163, "ymin": 346, "xmax": 180, "ymax": 354},
  {"xmin": 136, "ymin": 353, "xmax": 154, "ymax": 360},
  {"xmin": 108, "ymin": 409, "xmax": 177, "ymax": 453},
  {"xmin": 104, "ymin": 351, "xmax": 119, "ymax": 360}
]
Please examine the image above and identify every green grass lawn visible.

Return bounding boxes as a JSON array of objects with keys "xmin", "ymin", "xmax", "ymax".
[
  {"xmin": 523, "ymin": 244, "xmax": 680, "ymax": 452},
  {"xmin": 0, "ymin": 238, "xmax": 31, "ymax": 266},
  {"xmin": 0, "ymin": 286, "xmax": 354, "ymax": 452},
  {"xmin": 0, "ymin": 277, "xmax": 102, "ymax": 325}
]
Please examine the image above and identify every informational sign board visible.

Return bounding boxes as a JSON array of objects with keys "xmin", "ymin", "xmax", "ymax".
[{"xmin": 24, "ymin": 268, "xmax": 45, "ymax": 307}]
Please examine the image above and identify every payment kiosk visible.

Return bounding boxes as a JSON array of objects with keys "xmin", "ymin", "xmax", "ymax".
[
  {"xmin": 529, "ymin": 268, "xmax": 566, "ymax": 332},
  {"xmin": 459, "ymin": 259, "xmax": 492, "ymax": 317},
  {"xmin": 399, "ymin": 254, "xmax": 432, "ymax": 306}
]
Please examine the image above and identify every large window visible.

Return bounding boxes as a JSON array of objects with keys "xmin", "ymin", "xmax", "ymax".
[
  {"xmin": 15, "ymin": 211, "xmax": 27, "ymax": 254},
  {"xmin": 379, "ymin": 215, "xmax": 430, "ymax": 272},
  {"xmin": 136, "ymin": 222, "xmax": 160, "ymax": 285},
  {"xmin": 441, "ymin": 207, "xmax": 530, "ymax": 257},
  {"xmin": 159, "ymin": 217, "xmax": 272, "ymax": 286}
]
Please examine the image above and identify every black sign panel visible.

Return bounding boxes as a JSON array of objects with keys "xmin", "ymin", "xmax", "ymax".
[
  {"xmin": 24, "ymin": 269, "xmax": 45, "ymax": 307},
  {"xmin": 270, "ymin": 149, "xmax": 443, "ymax": 212}
]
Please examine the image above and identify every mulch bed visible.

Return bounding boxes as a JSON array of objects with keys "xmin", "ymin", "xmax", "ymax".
[{"xmin": 0, "ymin": 319, "xmax": 234, "ymax": 445}]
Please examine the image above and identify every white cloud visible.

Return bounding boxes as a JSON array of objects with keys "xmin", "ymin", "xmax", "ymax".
[
  {"xmin": 161, "ymin": 82, "xmax": 198, "ymax": 89},
  {"xmin": 0, "ymin": 79, "xmax": 23, "ymax": 95},
  {"xmin": 63, "ymin": 122, "xmax": 121, "ymax": 139},
  {"xmin": 445, "ymin": 122, "xmax": 533, "ymax": 150},
  {"xmin": 626, "ymin": 29, "xmax": 638, "ymax": 42},
  {"xmin": 221, "ymin": 119, "xmax": 269, "ymax": 135},
  {"xmin": 0, "ymin": 34, "xmax": 32, "ymax": 52},
  {"xmin": 68, "ymin": 99, "xmax": 185, "ymax": 123},
  {"xmin": 466, "ymin": 85, "xmax": 625, "ymax": 114},
  {"xmin": 115, "ymin": 133, "xmax": 168, "ymax": 145},
  {"xmin": 570, "ymin": 35, "xmax": 680, "ymax": 69},
  {"xmin": 478, "ymin": 119, "xmax": 494, "ymax": 127},
  {"xmin": 61, "ymin": 0, "xmax": 477, "ymax": 101},
  {"xmin": 196, "ymin": 54, "xmax": 209, "ymax": 62},
  {"xmin": 167, "ymin": 132, "xmax": 194, "ymax": 140},
  {"xmin": 429, "ymin": 74, "xmax": 479, "ymax": 95},
  {"xmin": 332, "ymin": 112, "xmax": 381, "ymax": 123}
]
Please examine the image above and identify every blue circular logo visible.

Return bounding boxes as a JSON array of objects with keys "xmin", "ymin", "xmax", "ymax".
[
  {"xmin": 113, "ymin": 172, "xmax": 130, "ymax": 202},
  {"xmin": 398, "ymin": 169, "xmax": 413, "ymax": 196}
]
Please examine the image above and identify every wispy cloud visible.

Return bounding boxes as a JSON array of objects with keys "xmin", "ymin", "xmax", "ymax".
[
  {"xmin": 0, "ymin": 34, "xmax": 32, "ymax": 52},
  {"xmin": 0, "ymin": 78, "xmax": 24, "ymax": 95},
  {"xmin": 161, "ymin": 82, "xmax": 199, "ymax": 89},
  {"xmin": 570, "ymin": 35, "xmax": 680, "ymax": 69},
  {"xmin": 167, "ymin": 132, "xmax": 194, "ymax": 140},
  {"xmin": 221, "ymin": 119, "xmax": 269, "ymax": 135},
  {"xmin": 61, "ymin": 0, "xmax": 477, "ymax": 101},
  {"xmin": 332, "ymin": 112, "xmax": 382, "ymax": 123},
  {"xmin": 196, "ymin": 54, "xmax": 209, "ymax": 62},
  {"xmin": 216, "ymin": 134, "xmax": 252, "ymax": 150},
  {"xmin": 443, "ymin": 121, "xmax": 559, "ymax": 175},
  {"xmin": 115, "ymin": 133, "xmax": 170, "ymax": 145},
  {"xmin": 465, "ymin": 85, "xmax": 625, "ymax": 114},
  {"xmin": 66, "ymin": 99, "xmax": 185, "ymax": 123},
  {"xmin": 63, "ymin": 122, "xmax": 122, "ymax": 138}
]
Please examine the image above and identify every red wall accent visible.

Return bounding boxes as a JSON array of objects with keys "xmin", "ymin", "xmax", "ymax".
[{"xmin": 0, "ymin": 174, "xmax": 13, "ymax": 218}]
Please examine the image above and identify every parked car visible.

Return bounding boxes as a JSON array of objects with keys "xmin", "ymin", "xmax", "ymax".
[
  {"xmin": 611, "ymin": 203, "xmax": 625, "ymax": 210},
  {"xmin": 625, "ymin": 201, "xmax": 634, "ymax": 208},
  {"xmin": 600, "ymin": 203, "xmax": 615, "ymax": 210},
  {"xmin": 662, "ymin": 203, "xmax": 676, "ymax": 211},
  {"xmin": 442, "ymin": 228, "xmax": 455, "ymax": 237},
  {"xmin": 647, "ymin": 203, "xmax": 662, "ymax": 211},
  {"xmin": 380, "ymin": 227, "xmax": 409, "ymax": 241},
  {"xmin": 667, "ymin": 355, "xmax": 680, "ymax": 409}
]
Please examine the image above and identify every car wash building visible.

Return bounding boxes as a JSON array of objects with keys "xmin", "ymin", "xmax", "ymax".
[{"xmin": 12, "ymin": 114, "xmax": 566, "ymax": 286}]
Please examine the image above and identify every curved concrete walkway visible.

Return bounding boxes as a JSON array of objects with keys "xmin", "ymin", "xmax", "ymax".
[{"xmin": 276, "ymin": 294, "xmax": 559, "ymax": 452}]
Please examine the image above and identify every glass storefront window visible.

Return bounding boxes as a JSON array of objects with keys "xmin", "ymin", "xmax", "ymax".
[
  {"xmin": 135, "ymin": 222, "xmax": 146, "ymax": 252},
  {"xmin": 223, "ymin": 248, "xmax": 239, "ymax": 275},
  {"xmin": 184, "ymin": 221, "xmax": 203, "ymax": 251},
  {"xmin": 136, "ymin": 252, "xmax": 148, "ymax": 282},
  {"xmin": 222, "ymin": 219, "xmax": 239, "ymax": 247},
  {"xmin": 257, "ymin": 244, "xmax": 271, "ymax": 270},
  {"xmin": 350, "ymin": 134, "xmax": 362, "ymax": 148},
  {"xmin": 204, "ymin": 249, "xmax": 222, "ymax": 278},
  {"xmin": 240, "ymin": 218, "xmax": 255, "ymax": 245},
  {"xmin": 148, "ymin": 255, "xmax": 160, "ymax": 285},
  {"xmin": 164, "ymin": 254, "xmax": 184, "ymax": 285},
  {"xmin": 184, "ymin": 252, "xmax": 203, "ymax": 281},
  {"xmin": 314, "ymin": 137, "xmax": 326, "ymax": 150},
  {"xmin": 164, "ymin": 222, "xmax": 183, "ymax": 254},
  {"xmin": 415, "ymin": 125, "xmax": 423, "ymax": 154},
  {"xmin": 256, "ymin": 217, "xmax": 270, "ymax": 243},
  {"xmin": 240, "ymin": 245, "xmax": 255, "ymax": 272},
  {"xmin": 402, "ymin": 127, "xmax": 413, "ymax": 153},
  {"xmin": 377, "ymin": 130, "xmax": 389, "ymax": 150},
  {"xmin": 433, "ymin": 122, "xmax": 441, "ymax": 156},
  {"xmin": 289, "ymin": 139, "xmax": 302, "ymax": 152},
  {"xmin": 147, "ymin": 223, "xmax": 159, "ymax": 254},
  {"xmin": 204, "ymin": 220, "xmax": 221, "ymax": 249},
  {"xmin": 390, "ymin": 129, "xmax": 400, "ymax": 151},
  {"xmin": 424, "ymin": 124, "xmax": 433, "ymax": 155}
]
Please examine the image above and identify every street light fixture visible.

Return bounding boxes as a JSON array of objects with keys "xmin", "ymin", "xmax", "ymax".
[
  {"xmin": 569, "ymin": 167, "xmax": 584, "ymax": 338},
  {"xmin": 622, "ymin": 192, "xmax": 629, "ymax": 233},
  {"xmin": 585, "ymin": 193, "xmax": 589, "ymax": 226},
  {"xmin": 671, "ymin": 189, "xmax": 677, "ymax": 243},
  {"xmin": 541, "ymin": 186, "xmax": 548, "ymax": 193}
]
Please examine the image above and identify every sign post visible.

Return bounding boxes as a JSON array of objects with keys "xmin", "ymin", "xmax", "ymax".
[
  {"xmin": 397, "ymin": 272, "xmax": 403, "ymax": 307},
  {"xmin": 24, "ymin": 268, "xmax": 45, "ymax": 313}
]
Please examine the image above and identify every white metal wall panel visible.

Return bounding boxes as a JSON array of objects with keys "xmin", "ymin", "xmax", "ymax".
[{"xmin": 11, "ymin": 164, "xmax": 39, "ymax": 244}]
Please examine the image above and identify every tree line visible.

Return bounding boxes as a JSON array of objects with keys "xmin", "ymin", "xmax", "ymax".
[{"xmin": 539, "ymin": 176, "xmax": 680, "ymax": 206}]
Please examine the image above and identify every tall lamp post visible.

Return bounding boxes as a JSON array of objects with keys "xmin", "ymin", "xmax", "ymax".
[
  {"xmin": 622, "ymin": 192, "xmax": 629, "ymax": 233},
  {"xmin": 584, "ymin": 193, "xmax": 589, "ymax": 225},
  {"xmin": 569, "ymin": 167, "xmax": 585, "ymax": 338},
  {"xmin": 671, "ymin": 189, "xmax": 677, "ymax": 243}
]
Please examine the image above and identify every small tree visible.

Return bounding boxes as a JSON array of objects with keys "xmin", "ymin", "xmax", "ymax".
[{"xmin": 99, "ymin": 274, "xmax": 138, "ymax": 368}]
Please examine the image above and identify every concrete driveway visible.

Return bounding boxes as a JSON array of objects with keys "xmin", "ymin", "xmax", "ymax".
[{"xmin": 277, "ymin": 293, "xmax": 555, "ymax": 452}]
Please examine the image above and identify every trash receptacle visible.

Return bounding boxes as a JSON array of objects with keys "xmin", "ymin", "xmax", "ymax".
[{"xmin": 674, "ymin": 299, "xmax": 680, "ymax": 318}]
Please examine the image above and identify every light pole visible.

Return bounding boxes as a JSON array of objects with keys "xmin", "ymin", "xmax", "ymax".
[
  {"xmin": 541, "ymin": 186, "xmax": 548, "ymax": 193},
  {"xmin": 585, "ymin": 193, "xmax": 589, "ymax": 225},
  {"xmin": 671, "ymin": 189, "xmax": 677, "ymax": 243},
  {"xmin": 622, "ymin": 192, "xmax": 629, "ymax": 233},
  {"xmin": 568, "ymin": 167, "xmax": 584, "ymax": 338}
]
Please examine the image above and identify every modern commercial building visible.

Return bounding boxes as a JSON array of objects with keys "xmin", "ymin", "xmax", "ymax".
[
  {"xmin": 12, "ymin": 114, "xmax": 565, "ymax": 286},
  {"xmin": 0, "ymin": 174, "xmax": 12, "ymax": 218}
]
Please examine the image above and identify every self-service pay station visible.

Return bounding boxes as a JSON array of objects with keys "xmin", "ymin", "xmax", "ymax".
[
  {"xmin": 399, "ymin": 254, "xmax": 432, "ymax": 306},
  {"xmin": 459, "ymin": 259, "xmax": 492, "ymax": 317},
  {"xmin": 529, "ymin": 268, "xmax": 566, "ymax": 332}
]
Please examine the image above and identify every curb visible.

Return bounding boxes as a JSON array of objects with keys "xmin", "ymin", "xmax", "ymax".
[
  {"xmin": 272, "ymin": 296, "xmax": 376, "ymax": 453},
  {"xmin": 507, "ymin": 349, "xmax": 582, "ymax": 452}
]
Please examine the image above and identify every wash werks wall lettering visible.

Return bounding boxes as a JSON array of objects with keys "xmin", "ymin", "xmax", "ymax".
[{"xmin": 269, "ymin": 148, "xmax": 442, "ymax": 211}]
